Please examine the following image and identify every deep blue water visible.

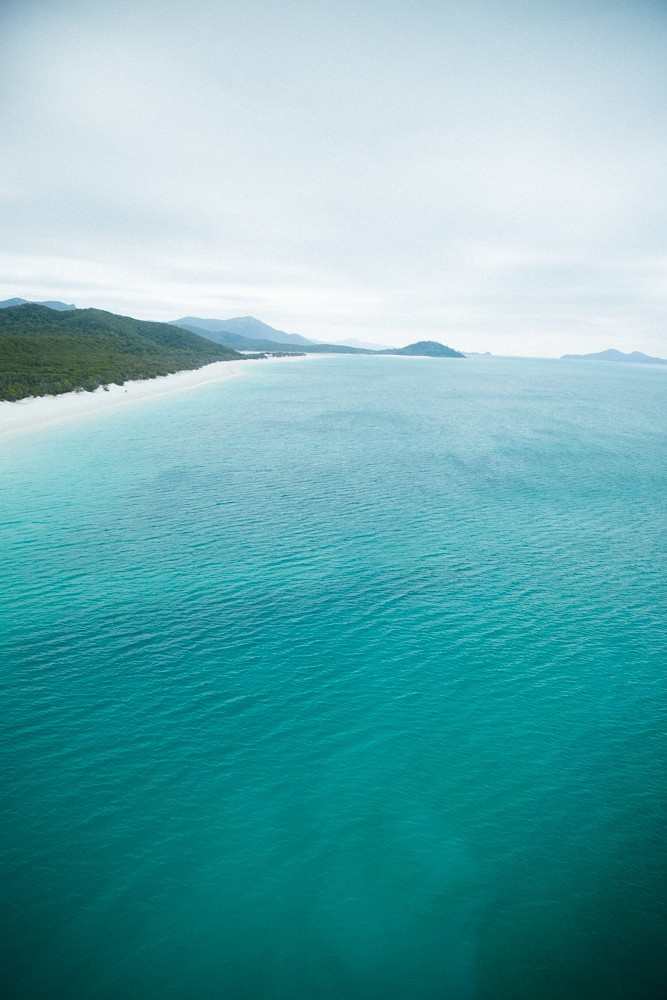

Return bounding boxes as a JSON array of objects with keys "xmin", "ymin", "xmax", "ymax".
[{"xmin": 1, "ymin": 355, "xmax": 666, "ymax": 999}]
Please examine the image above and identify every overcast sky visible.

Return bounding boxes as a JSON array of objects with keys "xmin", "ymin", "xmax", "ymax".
[{"xmin": 1, "ymin": 0, "xmax": 666, "ymax": 354}]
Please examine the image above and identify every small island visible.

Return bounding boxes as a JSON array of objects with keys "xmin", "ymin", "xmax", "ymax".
[{"xmin": 383, "ymin": 341, "xmax": 464, "ymax": 358}]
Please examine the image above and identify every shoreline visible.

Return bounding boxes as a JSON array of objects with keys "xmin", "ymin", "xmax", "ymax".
[{"xmin": 0, "ymin": 354, "xmax": 311, "ymax": 440}]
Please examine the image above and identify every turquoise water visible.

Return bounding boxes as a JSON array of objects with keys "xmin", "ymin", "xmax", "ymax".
[{"xmin": 1, "ymin": 355, "xmax": 666, "ymax": 998}]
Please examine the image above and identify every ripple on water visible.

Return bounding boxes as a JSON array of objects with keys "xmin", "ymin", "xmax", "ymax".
[{"xmin": 1, "ymin": 356, "xmax": 666, "ymax": 999}]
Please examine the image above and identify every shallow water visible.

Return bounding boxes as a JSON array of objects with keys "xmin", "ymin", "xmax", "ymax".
[{"xmin": 2, "ymin": 355, "xmax": 666, "ymax": 998}]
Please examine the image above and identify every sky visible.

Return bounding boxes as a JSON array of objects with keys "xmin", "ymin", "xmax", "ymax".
[{"xmin": 1, "ymin": 0, "xmax": 666, "ymax": 355}]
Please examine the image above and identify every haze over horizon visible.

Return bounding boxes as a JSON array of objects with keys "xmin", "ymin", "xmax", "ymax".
[{"xmin": 2, "ymin": 0, "xmax": 666, "ymax": 356}]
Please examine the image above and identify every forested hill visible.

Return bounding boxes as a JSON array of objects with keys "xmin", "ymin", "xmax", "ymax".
[
  {"xmin": 0, "ymin": 304, "xmax": 242, "ymax": 401},
  {"xmin": 385, "ymin": 341, "xmax": 465, "ymax": 358}
]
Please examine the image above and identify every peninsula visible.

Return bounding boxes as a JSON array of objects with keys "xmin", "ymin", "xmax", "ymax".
[{"xmin": 0, "ymin": 302, "xmax": 466, "ymax": 402}]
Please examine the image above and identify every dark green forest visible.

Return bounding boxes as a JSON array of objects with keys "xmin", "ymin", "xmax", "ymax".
[{"xmin": 0, "ymin": 305, "xmax": 242, "ymax": 401}]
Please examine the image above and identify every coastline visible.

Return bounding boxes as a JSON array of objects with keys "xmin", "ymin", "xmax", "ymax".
[{"xmin": 0, "ymin": 354, "xmax": 310, "ymax": 440}]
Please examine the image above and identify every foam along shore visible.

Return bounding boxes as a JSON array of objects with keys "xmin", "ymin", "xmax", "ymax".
[{"xmin": 0, "ymin": 354, "xmax": 308, "ymax": 440}]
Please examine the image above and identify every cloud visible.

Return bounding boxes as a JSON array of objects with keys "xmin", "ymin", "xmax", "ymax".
[{"xmin": 1, "ymin": 0, "xmax": 666, "ymax": 354}]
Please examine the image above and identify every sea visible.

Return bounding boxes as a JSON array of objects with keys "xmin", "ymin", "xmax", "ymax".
[{"xmin": 1, "ymin": 355, "xmax": 666, "ymax": 999}]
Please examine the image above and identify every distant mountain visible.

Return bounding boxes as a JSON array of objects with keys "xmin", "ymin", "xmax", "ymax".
[
  {"xmin": 385, "ymin": 341, "xmax": 464, "ymax": 358},
  {"xmin": 174, "ymin": 327, "xmax": 302, "ymax": 354},
  {"xmin": 0, "ymin": 297, "xmax": 76, "ymax": 311},
  {"xmin": 175, "ymin": 321, "xmax": 375, "ymax": 355},
  {"xmin": 561, "ymin": 348, "xmax": 666, "ymax": 365},
  {"xmin": 330, "ymin": 337, "xmax": 392, "ymax": 351},
  {"xmin": 0, "ymin": 304, "xmax": 242, "ymax": 401},
  {"xmin": 172, "ymin": 317, "xmax": 468, "ymax": 358},
  {"xmin": 172, "ymin": 315, "xmax": 313, "ymax": 347}
]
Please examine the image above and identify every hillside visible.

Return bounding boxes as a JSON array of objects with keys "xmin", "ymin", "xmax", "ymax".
[
  {"xmin": 0, "ymin": 304, "xmax": 242, "ymax": 401},
  {"xmin": 172, "ymin": 315, "xmax": 313, "ymax": 347},
  {"xmin": 385, "ymin": 341, "xmax": 465, "ymax": 358},
  {"xmin": 561, "ymin": 348, "xmax": 666, "ymax": 365}
]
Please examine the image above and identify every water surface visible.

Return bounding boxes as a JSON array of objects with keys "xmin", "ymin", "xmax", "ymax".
[{"xmin": 2, "ymin": 356, "xmax": 666, "ymax": 998}]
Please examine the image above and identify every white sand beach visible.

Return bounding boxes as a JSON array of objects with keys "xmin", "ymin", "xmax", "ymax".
[{"xmin": 0, "ymin": 354, "xmax": 310, "ymax": 440}]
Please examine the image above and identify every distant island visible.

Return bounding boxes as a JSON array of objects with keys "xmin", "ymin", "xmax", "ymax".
[
  {"xmin": 384, "ymin": 341, "xmax": 464, "ymax": 358},
  {"xmin": 0, "ymin": 302, "xmax": 467, "ymax": 401},
  {"xmin": 561, "ymin": 348, "xmax": 666, "ymax": 365}
]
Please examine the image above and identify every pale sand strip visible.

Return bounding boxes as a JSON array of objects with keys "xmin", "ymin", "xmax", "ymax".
[{"xmin": 0, "ymin": 354, "xmax": 312, "ymax": 441}]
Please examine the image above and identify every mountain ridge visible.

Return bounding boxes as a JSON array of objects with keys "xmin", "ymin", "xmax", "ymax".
[
  {"xmin": 172, "ymin": 315, "xmax": 313, "ymax": 347},
  {"xmin": 174, "ymin": 321, "xmax": 374, "ymax": 355},
  {"xmin": 0, "ymin": 296, "xmax": 76, "ymax": 311}
]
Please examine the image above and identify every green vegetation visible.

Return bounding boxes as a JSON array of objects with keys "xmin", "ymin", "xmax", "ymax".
[
  {"xmin": 0, "ymin": 304, "xmax": 242, "ymax": 401},
  {"xmin": 0, "ymin": 304, "xmax": 467, "ymax": 402}
]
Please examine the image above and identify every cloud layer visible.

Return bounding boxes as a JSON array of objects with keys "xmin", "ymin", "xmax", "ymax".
[{"xmin": 2, "ymin": 0, "xmax": 666, "ymax": 354}]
